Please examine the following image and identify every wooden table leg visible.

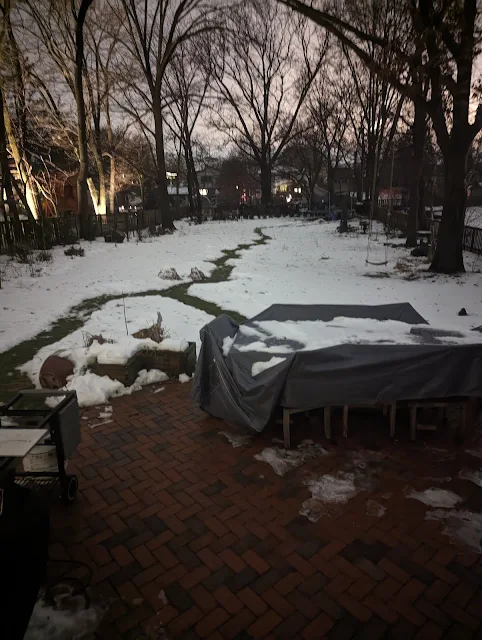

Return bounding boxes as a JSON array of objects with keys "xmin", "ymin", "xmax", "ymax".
[
  {"xmin": 410, "ymin": 405, "xmax": 417, "ymax": 441},
  {"xmin": 324, "ymin": 406, "xmax": 331, "ymax": 439},
  {"xmin": 283, "ymin": 408, "xmax": 291, "ymax": 449},
  {"xmin": 343, "ymin": 405, "xmax": 348, "ymax": 438},
  {"xmin": 389, "ymin": 403, "xmax": 396, "ymax": 438}
]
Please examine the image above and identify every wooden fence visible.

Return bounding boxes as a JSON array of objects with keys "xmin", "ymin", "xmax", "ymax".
[{"xmin": 0, "ymin": 209, "xmax": 165, "ymax": 253}]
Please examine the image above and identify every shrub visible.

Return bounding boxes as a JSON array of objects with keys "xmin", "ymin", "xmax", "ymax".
[
  {"xmin": 64, "ymin": 245, "xmax": 85, "ymax": 257},
  {"xmin": 36, "ymin": 250, "xmax": 53, "ymax": 262},
  {"xmin": 9, "ymin": 244, "xmax": 34, "ymax": 264},
  {"xmin": 82, "ymin": 332, "xmax": 115, "ymax": 348},
  {"xmin": 132, "ymin": 312, "xmax": 170, "ymax": 343}
]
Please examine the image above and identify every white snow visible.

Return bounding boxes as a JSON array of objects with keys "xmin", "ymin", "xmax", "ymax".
[
  {"xmin": 98, "ymin": 405, "xmax": 113, "ymax": 419},
  {"xmin": 47, "ymin": 368, "xmax": 169, "ymax": 409},
  {"xmin": 136, "ymin": 369, "xmax": 169, "ymax": 385},
  {"xmin": 459, "ymin": 468, "xmax": 482, "ymax": 487},
  {"xmin": 409, "ymin": 488, "xmax": 463, "ymax": 508},
  {"xmin": 219, "ymin": 431, "xmax": 253, "ymax": 448},
  {"xmin": 0, "ymin": 219, "xmax": 273, "ymax": 353},
  {"xmin": 189, "ymin": 220, "xmax": 482, "ymax": 330},
  {"xmin": 304, "ymin": 472, "xmax": 358, "ymax": 504},
  {"xmin": 93, "ymin": 336, "xmax": 164, "ymax": 365},
  {"xmin": 178, "ymin": 373, "xmax": 191, "ymax": 383},
  {"xmin": 20, "ymin": 296, "xmax": 211, "ymax": 388},
  {"xmin": 426, "ymin": 508, "xmax": 482, "ymax": 553},
  {"xmin": 237, "ymin": 317, "xmax": 482, "ymax": 354},
  {"xmin": 251, "ymin": 356, "xmax": 286, "ymax": 377},
  {"xmin": 254, "ymin": 440, "xmax": 330, "ymax": 476},
  {"xmin": 25, "ymin": 592, "xmax": 104, "ymax": 640},
  {"xmin": 155, "ymin": 338, "xmax": 189, "ymax": 352},
  {"xmin": 222, "ymin": 335, "xmax": 235, "ymax": 357}
]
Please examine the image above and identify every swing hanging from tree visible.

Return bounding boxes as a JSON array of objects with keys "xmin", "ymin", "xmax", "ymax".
[{"xmin": 365, "ymin": 145, "xmax": 394, "ymax": 267}]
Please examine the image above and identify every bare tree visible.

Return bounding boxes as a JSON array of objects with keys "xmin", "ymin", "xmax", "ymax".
[
  {"xmin": 165, "ymin": 38, "xmax": 211, "ymax": 222},
  {"xmin": 210, "ymin": 0, "xmax": 327, "ymax": 207},
  {"xmin": 280, "ymin": 0, "xmax": 482, "ymax": 273},
  {"xmin": 308, "ymin": 70, "xmax": 353, "ymax": 203},
  {"xmin": 111, "ymin": 0, "xmax": 217, "ymax": 231}
]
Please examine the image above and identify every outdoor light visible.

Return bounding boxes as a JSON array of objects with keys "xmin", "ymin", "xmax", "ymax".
[{"xmin": 199, "ymin": 188, "xmax": 208, "ymax": 196}]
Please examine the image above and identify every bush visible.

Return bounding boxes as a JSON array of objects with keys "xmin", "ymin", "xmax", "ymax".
[
  {"xmin": 9, "ymin": 244, "xmax": 34, "ymax": 264},
  {"xmin": 64, "ymin": 245, "xmax": 85, "ymax": 257},
  {"xmin": 36, "ymin": 250, "xmax": 53, "ymax": 262},
  {"xmin": 83, "ymin": 332, "xmax": 115, "ymax": 348}
]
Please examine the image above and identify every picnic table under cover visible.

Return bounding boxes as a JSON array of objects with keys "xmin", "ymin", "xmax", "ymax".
[{"xmin": 192, "ymin": 303, "xmax": 482, "ymax": 432}]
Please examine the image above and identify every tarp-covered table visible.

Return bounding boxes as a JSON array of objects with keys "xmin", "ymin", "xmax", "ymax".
[{"xmin": 192, "ymin": 303, "xmax": 482, "ymax": 442}]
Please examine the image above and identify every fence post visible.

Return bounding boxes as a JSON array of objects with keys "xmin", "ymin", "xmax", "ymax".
[{"xmin": 125, "ymin": 212, "xmax": 129, "ymax": 240}]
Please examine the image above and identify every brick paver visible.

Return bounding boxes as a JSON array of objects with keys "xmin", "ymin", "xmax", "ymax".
[{"xmin": 47, "ymin": 382, "xmax": 482, "ymax": 638}]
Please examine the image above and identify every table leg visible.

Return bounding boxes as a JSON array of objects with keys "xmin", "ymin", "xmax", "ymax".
[
  {"xmin": 410, "ymin": 406, "xmax": 417, "ymax": 441},
  {"xmin": 283, "ymin": 409, "xmax": 291, "ymax": 449},
  {"xmin": 324, "ymin": 407, "xmax": 331, "ymax": 439},
  {"xmin": 343, "ymin": 405, "xmax": 348, "ymax": 438},
  {"xmin": 389, "ymin": 403, "xmax": 396, "ymax": 438}
]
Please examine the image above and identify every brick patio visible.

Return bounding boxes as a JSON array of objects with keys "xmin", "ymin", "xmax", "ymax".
[{"xmin": 48, "ymin": 383, "xmax": 482, "ymax": 639}]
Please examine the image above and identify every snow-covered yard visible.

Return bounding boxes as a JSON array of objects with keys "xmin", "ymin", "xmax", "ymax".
[
  {"xmin": 190, "ymin": 220, "xmax": 482, "ymax": 328},
  {"xmin": 2, "ymin": 217, "xmax": 482, "ymax": 406},
  {"xmin": 0, "ymin": 219, "xmax": 274, "ymax": 353}
]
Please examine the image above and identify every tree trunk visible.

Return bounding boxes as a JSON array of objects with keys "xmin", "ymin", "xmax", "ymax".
[
  {"xmin": 74, "ymin": 0, "xmax": 94, "ymax": 240},
  {"xmin": 327, "ymin": 164, "xmax": 335, "ymax": 204},
  {"xmin": 407, "ymin": 103, "xmax": 425, "ymax": 247},
  {"xmin": 430, "ymin": 144, "xmax": 467, "ymax": 273},
  {"xmin": 260, "ymin": 163, "xmax": 272, "ymax": 206},
  {"xmin": 105, "ymin": 99, "xmax": 116, "ymax": 215},
  {"xmin": 184, "ymin": 142, "xmax": 196, "ymax": 216},
  {"xmin": 92, "ymin": 153, "xmax": 107, "ymax": 216},
  {"xmin": 3, "ymin": 98, "xmax": 38, "ymax": 221},
  {"xmin": 109, "ymin": 155, "xmax": 116, "ymax": 215},
  {"xmin": 0, "ymin": 90, "xmax": 19, "ymax": 222},
  {"xmin": 153, "ymin": 102, "xmax": 174, "ymax": 230}
]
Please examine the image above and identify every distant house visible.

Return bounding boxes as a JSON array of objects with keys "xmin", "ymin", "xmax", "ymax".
[{"xmin": 42, "ymin": 173, "xmax": 84, "ymax": 217}]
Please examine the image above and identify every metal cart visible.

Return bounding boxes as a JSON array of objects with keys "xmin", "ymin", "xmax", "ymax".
[{"xmin": 0, "ymin": 390, "xmax": 81, "ymax": 503}]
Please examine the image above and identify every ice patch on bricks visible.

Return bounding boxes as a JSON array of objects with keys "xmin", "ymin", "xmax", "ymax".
[
  {"xmin": 219, "ymin": 430, "xmax": 253, "ymax": 448},
  {"xmin": 426, "ymin": 509, "xmax": 482, "ymax": 553},
  {"xmin": 254, "ymin": 439, "xmax": 330, "ymax": 476},
  {"xmin": 409, "ymin": 488, "xmax": 463, "ymax": 508}
]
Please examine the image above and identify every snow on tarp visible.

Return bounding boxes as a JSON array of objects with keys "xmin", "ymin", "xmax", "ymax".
[{"xmin": 192, "ymin": 303, "xmax": 482, "ymax": 432}]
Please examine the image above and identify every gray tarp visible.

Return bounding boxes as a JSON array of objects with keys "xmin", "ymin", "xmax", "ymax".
[{"xmin": 192, "ymin": 303, "xmax": 482, "ymax": 432}]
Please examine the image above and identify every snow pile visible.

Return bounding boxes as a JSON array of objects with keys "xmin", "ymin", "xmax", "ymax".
[
  {"xmin": 251, "ymin": 356, "xmax": 286, "ymax": 377},
  {"xmin": 254, "ymin": 439, "xmax": 329, "ymax": 476},
  {"xmin": 426, "ymin": 509, "xmax": 482, "ymax": 553},
  {"xmin": 235, "ymin": 317, "xmax": 482, "ymax": 354},
  {"xmin": 91, "ymin": 336, "xmax": 161, "ymax": 365},
  {"xmin": 20, "ymin": 296, "xmax": 210, "ymax": 388},
  {"xmin": 305, "ymin": 472, "xmax": 358, "ymax": 504},
  {"xmin": 46, "ymin": 368, "xmax": 169, "ymax": 408},
  {"xmin": 222, "ymin": 335, "xmax": 235, "ymax": 357},
  {"xmin": 409, "ymin": 488, "xmax": 463, "ymax": 508},
  {"xmin": 25, "ymin": 590, "xmax": 105, "ymax": 640},
  {"xmin": 219, "ymin": 431, "xmax": 253, "ymax": 448},
  {"xmin": 178, "ymin": 373, "xmax": 191, "ymax": 383},
  {"xmin": 155, "ymin": 338, "xmax": 189, "ymax": 352},
  {"xmin": 459, "ymin": 468, "xmax": 482, "ymax": 488},
  {"xmin": 136, "ymin": 369, "xmax": 169, "ymax": 385},
  {"xmin": 299, "ymin": 472, "xmax": 358, "ymax": 522}
]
